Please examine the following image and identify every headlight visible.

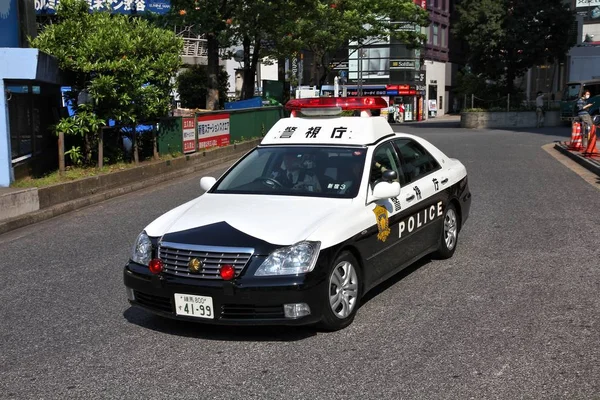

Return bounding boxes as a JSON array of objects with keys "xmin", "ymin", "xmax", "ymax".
[
  {"xmin": 131, "ymin": 231, "xmax": 152, "ymax": 266},
  {"xmin": 255, "ymin": 241, "xmax": 321, "ymax": 276}
]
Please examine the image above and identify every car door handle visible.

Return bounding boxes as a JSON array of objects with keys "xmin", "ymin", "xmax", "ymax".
[
  {"xmin": 406, "ymin": 194, "xmax": 415, "ymax": 201},
  {"xmin": 441, "ymin": 178, "xmax": 449, "ymax": 184}
]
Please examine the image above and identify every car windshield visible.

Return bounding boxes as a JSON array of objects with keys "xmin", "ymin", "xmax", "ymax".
[
  {"xmin": 213, "ymin": 146, "xmax": 367, "ymax": 198},
  {"xmin": 563, "ymin": 84, "xmax": 581, "ymax": 101}
]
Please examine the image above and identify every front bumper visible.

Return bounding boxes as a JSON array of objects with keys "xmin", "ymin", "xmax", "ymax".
[{"xmin": 123, "ymin": 259, "xmax": 328, "ymax": 326}]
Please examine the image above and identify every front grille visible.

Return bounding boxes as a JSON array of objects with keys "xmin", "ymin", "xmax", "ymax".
[
  {"xmin": 221, "ymin": 304, "xmax": 285, "ymax": 320},
  {"xmin": 159, "ymin": 242, "xmax": 254, "ymax": 280},
  {"xmin": 134, "ymin": 291, "xmax": 173, "ymax": 313}
]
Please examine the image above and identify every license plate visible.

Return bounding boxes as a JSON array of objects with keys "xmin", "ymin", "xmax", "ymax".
[{"xmin": 174, "ymin": 293, "xmax": 214, "ymax": 319}]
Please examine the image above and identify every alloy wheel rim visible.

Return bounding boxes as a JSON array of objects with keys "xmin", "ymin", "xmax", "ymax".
[
  {"xmin": 329, "ymin": 261, "xmax": 359, "ymax": 319},
  {"xmin": 444, "ymin": 209, "xmax": 457, "ymax": 250}
]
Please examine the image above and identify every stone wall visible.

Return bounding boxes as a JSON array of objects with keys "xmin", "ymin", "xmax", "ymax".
[{"xmin": 461, "ymin": 111, "xmax": 562, "ymax": 129}]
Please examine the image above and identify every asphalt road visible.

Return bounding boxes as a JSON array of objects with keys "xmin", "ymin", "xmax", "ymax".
[{"xmin": 1, "ymin": 120, "xmax": 599, "ymax": 399}]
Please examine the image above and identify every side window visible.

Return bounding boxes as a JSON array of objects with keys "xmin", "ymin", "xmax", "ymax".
[
  {"xmin": 369, "ymin": 142, "xmax": 403, "ymax": 186},
  {"xmin": 587, "ymin": 84, "xmax": 600, "ymax": 97},
  {"xmin": 393, "ymin": 139, "xmax": 441, "ymax": 184}
]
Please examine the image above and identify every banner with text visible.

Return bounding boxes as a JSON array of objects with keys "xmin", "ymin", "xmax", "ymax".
[
  {"xmin": 35, "ymin": 0, "xmax": 171, "ymax": 14},
  {"xmin": 197, "ymin": 114, "xmax": 230, "ymax": 149},
  {"xmin": 182, "ymin": 117, "xmax": 196, "ymax": 153}
]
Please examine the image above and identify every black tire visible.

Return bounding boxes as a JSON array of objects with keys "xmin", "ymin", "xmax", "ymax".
[
  {"xmin": 434, "ymin": 203, "xmax": 460, "ymax": 260},
  {"xmin": 318, "ymin": 251, "xmax": 362, "ymax": 331}
]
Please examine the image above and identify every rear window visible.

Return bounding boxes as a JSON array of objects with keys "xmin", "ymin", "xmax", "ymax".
[{"xmin": 563, "ymin": 84, "xmax": 581, "ymax": 101}]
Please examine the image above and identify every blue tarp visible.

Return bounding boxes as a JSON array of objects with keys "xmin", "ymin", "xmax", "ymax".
[{"xmin": 224, "ymin": 97, "xmax": 263, "ymax": 110}]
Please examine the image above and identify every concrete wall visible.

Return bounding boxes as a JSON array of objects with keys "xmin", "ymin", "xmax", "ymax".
[
  {"xmin": 0, "ymin": 138, "xmax": 261, "ymax": 222},
  {"xmin": 460, "ymin": 111, "xmax": 562, "ymax": 129},
  {"xmin": 0, "ymin": 188, "xmax": 39, "ymax": 221}
]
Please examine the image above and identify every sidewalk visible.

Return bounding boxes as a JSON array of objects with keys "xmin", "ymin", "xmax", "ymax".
[
  {"xmin": 553, "ymin": 142, "xmax": 600, "ymax": 178},
  {"xmin": 0, "ymin": 138, "xmax": 261, "ymax": 235}
]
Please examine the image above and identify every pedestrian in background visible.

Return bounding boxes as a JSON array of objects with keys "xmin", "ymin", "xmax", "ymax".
[
  {"xmin": 577, "ymin": 90, "xmax": 593, "ymax": 141},
  {"xmin": 535, "ymin": 91, "xmax": 545, "ymax": 128}
]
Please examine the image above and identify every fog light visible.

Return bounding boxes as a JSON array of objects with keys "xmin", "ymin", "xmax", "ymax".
[
  {"xmin": 148, "ymin": 258, "xmax": 163, "ymax": 274},
  {"xmin": 125, "ymin": 287, "xmax": 135, "ymax": 301},
  {"xmin": 220, "ymin": 264, "xmax": 235, "ymax": 280},
  {"xmin": 284, "ymin": 303, "xmax": 311, "ymax": 319}
]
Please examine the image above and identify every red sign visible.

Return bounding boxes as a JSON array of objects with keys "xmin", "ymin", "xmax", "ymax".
[
  {"xmin": 414, "ymin": 0, "xmax": 426, "ymax": 8},
  {"xmin": 197, "ymin": 114, "xmax": 230, "ymax": 149},
  {"xmin": 182, "ymin": 117, "xmax": 196, "ymax": 153}
]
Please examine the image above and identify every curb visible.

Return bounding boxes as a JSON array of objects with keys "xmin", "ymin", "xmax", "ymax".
[
  {"xmin": 553, "ymin": 142, "xmax": 600, "ymax": 177},
  {"xmin": 0, "ymin": 140, "xmax": 260, "ymax": 236}
]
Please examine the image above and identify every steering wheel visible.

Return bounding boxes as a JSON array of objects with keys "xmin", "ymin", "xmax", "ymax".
[{"xmin": 254, "ymin": 176, "xmax": 284, "ymax": 188}]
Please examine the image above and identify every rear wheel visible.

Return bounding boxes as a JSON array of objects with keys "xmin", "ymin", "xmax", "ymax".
[
  {"xmin": 318, "ymin": 251, "xmax": 361, "ymax": 331},
  {"xmin": 435, "ymin": 203, "xmax": 459, "ymax": 259}
]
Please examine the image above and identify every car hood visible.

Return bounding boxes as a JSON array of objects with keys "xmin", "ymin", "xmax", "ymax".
[{"xmin": 145, "ymin": 193, "xmax": 353, "ymax": 247}]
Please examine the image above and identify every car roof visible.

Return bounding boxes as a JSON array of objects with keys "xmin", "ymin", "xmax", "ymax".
[
  {"xmin": 260, "ymin": 116, "xmax": 396, "ymax": 146},
  {"xmin": 566, "ymin": 80, "xmax": 600, "ymax": 85}
]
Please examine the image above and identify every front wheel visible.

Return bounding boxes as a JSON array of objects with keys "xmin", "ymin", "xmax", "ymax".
[
  {"xmin": 434, "ymin": 203, "xmax": 460, "ymax": 259},
  {"xmin": 318, "ymin": 251, "xmax": 361, "ymax": 331}
]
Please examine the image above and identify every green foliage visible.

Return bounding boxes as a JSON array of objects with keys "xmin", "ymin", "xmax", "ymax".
[
  {"xmin": 31, "ymin": 0, "xmax": 183, "ymax": 165},
  {"xmin": 270, "ymin": 0, "xmax": 429, "ymax": 85},
  {"xmin": 176, "ymin": 66, "xmax": 229, "ymax": 109},
  {"xmin": 169, "ymin": 0, "xmax": 429, "ymax": 100},
  {"xmin": 55, "ymin": 104, "xmax": 106, "ymax": 137},
  {"xmin": 65, "ymin": 145, "xmax": 83, "ymax": 166},
  {"xmin": 454, "ymin": 0, "xmax": 575, "ymax": 94}
]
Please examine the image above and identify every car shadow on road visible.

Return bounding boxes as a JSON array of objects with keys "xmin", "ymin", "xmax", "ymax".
[
  {"xmin": 123, "ymin": 307, "xmax": 317, "ymax": 342},
  {"xmin": 123, "ymin": 255, "xmax": 434, "ymax": 340},
  {"xmin": 360, "ymin": 256, "xmax": 432, "ymax": 306}
]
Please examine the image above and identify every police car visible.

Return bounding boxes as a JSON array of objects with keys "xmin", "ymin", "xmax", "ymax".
[{"xmin": 124, "ymin": 97, "xmax": 471, "ymax": 331}]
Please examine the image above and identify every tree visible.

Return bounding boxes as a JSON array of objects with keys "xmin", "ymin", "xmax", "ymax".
[
  {"xmin": 176, "ymin": 65, "xmax": 230, "ymax": 109},
  {"xmin": 453, "ymin": 0, "xmax": 575, "ymax": 95},
  {"xmin": 226, "ymin": 0, "xmax": 302, "ymax": 99},
  {"xmin": 32, "ymin": 0, "xmax": 182, "ymax": 166},
  {"xmin": 274, "ymin": 0, "xmax": 430, "ymax": 88},
  {"xmin": 168, "ymin": 0, "xmax": 235, "ymax": 109}
]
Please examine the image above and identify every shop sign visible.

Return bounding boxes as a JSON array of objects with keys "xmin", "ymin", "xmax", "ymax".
[{"xmin": 390, "ymin": 60, "xmax": 416, "ymax": 70}]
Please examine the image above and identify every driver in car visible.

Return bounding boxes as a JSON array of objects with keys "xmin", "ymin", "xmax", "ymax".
[{"xmin": 271, "ymin": 153, "xmax": 322, "ymax": 192}]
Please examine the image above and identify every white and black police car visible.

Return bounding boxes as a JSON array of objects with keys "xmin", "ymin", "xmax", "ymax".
[{"xmin": 124, "ymin": 97, "xmax": 471, "ymax": 331}]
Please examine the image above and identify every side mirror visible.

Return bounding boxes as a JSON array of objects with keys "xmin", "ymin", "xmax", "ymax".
[
  {"xmin": 370, "ymin": 181, "xmax": 401, "ymax": 202},
  {"xmin": 200, "ymin": 176, "xmax": 217, "ymax": 192}
]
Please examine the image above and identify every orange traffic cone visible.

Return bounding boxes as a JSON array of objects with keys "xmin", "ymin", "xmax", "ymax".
[
  {"xmin": 568, "ymin": 122, "xmax": 584, "ymax": 151},
  {"xmin": 583, "ymin": 124, "xmax": 600, "ymax": 158}
]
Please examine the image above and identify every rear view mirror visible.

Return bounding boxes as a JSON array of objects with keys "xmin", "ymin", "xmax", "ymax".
[{"xmin": 200, "ymin": 177, "xmax": 216, "ymax": 192}]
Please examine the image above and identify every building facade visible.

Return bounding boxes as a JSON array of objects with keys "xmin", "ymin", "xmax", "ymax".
[{"xmin": 1, "ymin": 0, "xmax": 62, "ymax": 187}]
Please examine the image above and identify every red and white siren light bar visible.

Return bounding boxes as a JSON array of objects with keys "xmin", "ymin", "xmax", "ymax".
[{"xmin": 285, "ymin": 97, "xmax": 389, "ymax": 117}]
